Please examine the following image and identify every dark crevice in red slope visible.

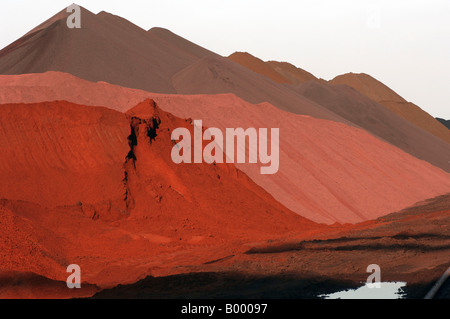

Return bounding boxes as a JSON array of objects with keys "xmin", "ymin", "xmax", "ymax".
[{"xmin": 123, "ymin": 113, "xmax": 162, "ymax": 211}]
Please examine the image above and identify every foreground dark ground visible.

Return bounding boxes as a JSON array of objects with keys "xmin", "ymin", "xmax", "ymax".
[{"xmin": 93, "ymin": 195, "xmax": 450, "ymax": 299}]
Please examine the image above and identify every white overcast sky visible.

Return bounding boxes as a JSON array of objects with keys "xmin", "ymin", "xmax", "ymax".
[{"xmin": 1, "ymin": 0, "xmax": 449, "ymax": 118}]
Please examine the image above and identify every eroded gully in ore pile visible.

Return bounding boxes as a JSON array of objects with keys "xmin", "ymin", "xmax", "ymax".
[{"xmin": 123, "ymin": 115, "xmax": 161, "ymax": 211}]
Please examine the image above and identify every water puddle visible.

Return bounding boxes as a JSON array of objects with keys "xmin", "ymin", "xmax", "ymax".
[{"xmin": 320, "ymin": 282, "xmax": 407, "ymax": 299}]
